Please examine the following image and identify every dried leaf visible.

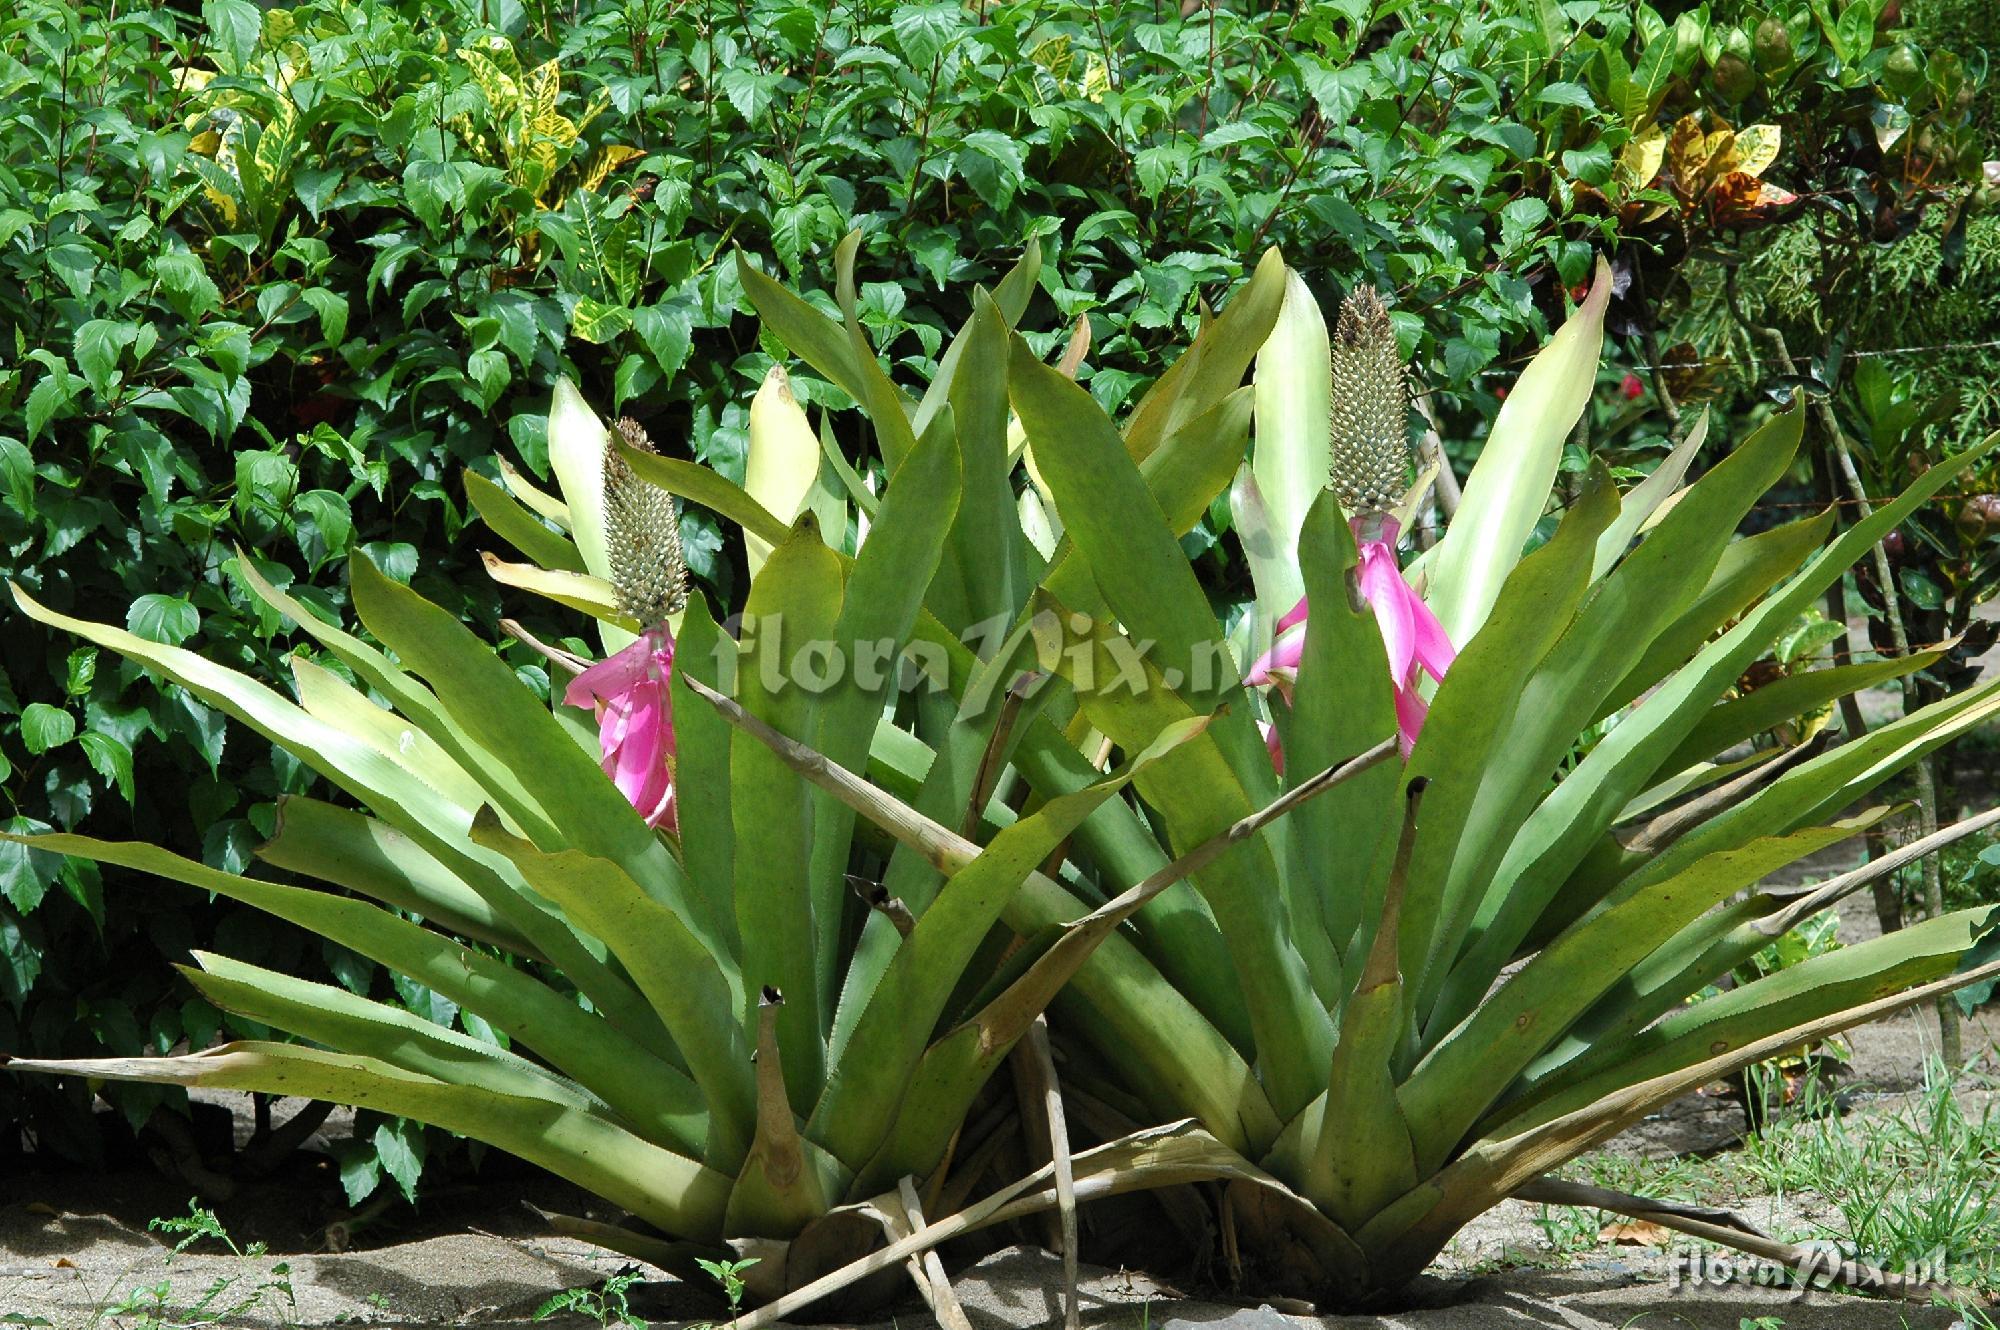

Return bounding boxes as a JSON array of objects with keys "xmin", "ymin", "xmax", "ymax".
[
  {"xmin": 1600, "ymin": 1219, "xmax": 1672, "ymax": 1246},
  {"xmin": 1660, "ymin": 343, "xmax": 1725, "ymax": 405}
]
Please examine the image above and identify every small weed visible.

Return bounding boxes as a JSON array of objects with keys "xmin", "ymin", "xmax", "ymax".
[
  {"xmin": 534, "ymin": 1269, "xmax": 646, "ymax": 1329},
  {"xmin": 53, "ymin": 1199, "xmax": 301, "ymax": 1330},
  {"xmin": 694, "ymin": 1256, "xmax": 761, "ymax": 1319},
  {"xmin": 1738, "ymin": 1317, "xmax": 1785, "ymax": 1329},
  {"xmin": 1578, "ymin": 1149, "xmax": 1715, "ymax": 1205},
  {"xmin": 331, "ymin": 1291, "xmax": 394, "ymax": 1324},
  {"xmin": 1530, "ymin": 1203, "xmax": 1604, "ymax": 1258},
  {"xmin": 1948, "ymin": 1298, "xmax": 2000, "ymax": 1330},
  {"xmin": 151, "ymin": 1200, "xmax": 251, "ymax": 1259}
]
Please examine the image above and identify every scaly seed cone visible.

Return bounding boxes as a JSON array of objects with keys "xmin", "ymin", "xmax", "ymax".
[
  {"xmin": 1327, "ymin": 286, "xmax": 1409, "ymax": 517},
  {"xmin": 605, "ymin": 418, "xmax": 688, "ymax": 627}
]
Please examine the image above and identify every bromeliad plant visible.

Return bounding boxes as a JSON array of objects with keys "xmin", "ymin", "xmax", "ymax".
[
  {"xmin": 6, "ymin": 235, "xmax": 2000, "ymax": 1315},
  {"xmin": 0, "ymin": 241, "xmax": 1248, "ymax": 1297}
]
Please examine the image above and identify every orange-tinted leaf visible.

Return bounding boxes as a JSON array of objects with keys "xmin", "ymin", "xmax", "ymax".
[
  {"xmin": 1600, "ymin": 1219, "xmax": 1673, "ymax": 1246},
  {"xmin": 1665, "ymin": 116, "xmax": 1738, "ymax": 206},
  {"xmin": 1664, "ymin": 115, "xmax": 1708, "ymax": 206},
  {"xmin": 1710, "ymin": 173, "xmax": 1798, "ymax": 227}
]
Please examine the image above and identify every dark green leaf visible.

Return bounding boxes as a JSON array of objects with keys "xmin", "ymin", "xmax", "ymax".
[
  {"xmin": 126, "ymin": 594, "xmax": 200, "ymax": 646},
  {"xmin": 20, "ymin": 704, "xmax": 75, "ymax": 755}
]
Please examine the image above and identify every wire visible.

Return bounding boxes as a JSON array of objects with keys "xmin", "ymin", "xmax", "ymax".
[{"xmin": 1430, "ymin": 337, "xmax": 2000, "ymax": 387}]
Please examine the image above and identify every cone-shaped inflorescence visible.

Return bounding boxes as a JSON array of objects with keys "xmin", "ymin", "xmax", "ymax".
[
  {"xmin": 606, "ymin": 418, "xmax": 689, "ymax": 627},
  {"xmin": 1327, "ymin": 286, "xmax": 1410, "ymax": 517}
]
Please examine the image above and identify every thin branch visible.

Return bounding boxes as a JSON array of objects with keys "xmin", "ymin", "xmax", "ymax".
[
  {"xmin": 893, "ymin": 1178, "xmax": 974, "ymax": 1330},
  {"xmin": 734, "ymin": 1122, "xmax": 1288, "ymax": 1330},
  {"xmin": 683, "ymin": 674, "xmax": 978, "ymax": 874},
  {"xmin": 1470, "ymin": 955, "xmax": 2000, "ymax": 1202},
  {"xmin": 1760, "ymin": 324, "xmax": 1961, "ymax": 1063},
  {"xmin": 1513, "ymin": 1177, "xmax": 1942, "ymax": 1304},
  {"xmin": 1514, "ymin": 1175, "xmax": 1769, "ymax": 1238},
  {"xmin": 241, "ymin": 1098, "xmax": 335, "ymax": 1176},
  {"xmin": 1808, "ymin": 398, "xmax": 1904, "ymax": 936},
  {"xmin": 1756, "ymin": 804, "xmax": 2000, "ymax": 938},
  {"xmin": 1019, "ymin": 1018, "xmax": 1079, "ymax": 1330},
  {"xmin": 1623, "ymin": 736, "xmax": 1823, "ymax": 856},
  {"xmin": 1358, "ymin": 778, "xmax": 1429, "ymax": 991},
  {"xmin": 849, "ymin": 874, "xmax": 917, "ymax": 936},
  {"xmin": 962, "ymin": 674, "xmax": 1032, "ymax": 840},
  {"xmin": 499, "ymin": 618, "xmax": 589, "ymax": 677},
  {"xmin": 685, "ymin": 674, "xmax": 1398, "ymax": 897}
]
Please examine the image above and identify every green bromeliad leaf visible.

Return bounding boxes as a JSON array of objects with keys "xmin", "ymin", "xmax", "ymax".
[
  {"xmin": 0, "ymin": 830, "xmax": 708, "ymax": 1155},
  {"xmin": 4, "ymin": 1043, "xmax": 729, "ymax": 1238}
]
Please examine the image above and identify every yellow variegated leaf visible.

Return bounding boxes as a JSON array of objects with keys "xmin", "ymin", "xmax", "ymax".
[
  {"xmin": 1732, "ymin": 124, "xmax": 1782, "ymax": 179},
  {"xmin": 1615, "ymin": 126, "xmax": 1665, "ymax": 189},
  {"xmin": 571, "ymin": 297, "xmax": 632, "ymax": 344},
  {"xmin": 574, "ymin": 89, "xmax": 612, "ymax": 136},
  {"xmin": 461, "ymin": 47, "xmax": 521, "ymax": 122},
  {"xmin": 520, "ymin": 137, "xmax": 563, "ymax": 195},
  {"xmin": 580, "ymin": 144, "xmax": 645, "ymax": 194},
  {"xmin": 251, "ymin": 100, "xmax": 300, "ymax": 204},
  {"xmin": 273, "ymin": 51, "xmax": 309, "ymax": 93},
  {"xmin": 216, "ymin": 113, "xmax": 248, "ymax": 178},
  {"xmin": 1082, "ymin": 54, "xmax": 1110, "ymax": 101},
  {"xmin": 524, "ymin": 60, "xmax": 563, "ymax": 136},
  {"xmin": 1028, "ymin": 34, "xmax": 1074, "ymax": 81},
  {"xmin": 188, "ymin": 155, "xmax": 244, "ymax": 224}
]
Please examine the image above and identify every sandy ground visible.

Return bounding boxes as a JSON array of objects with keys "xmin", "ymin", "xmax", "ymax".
[
  {"xmin": 0, "ymin": 1215, "xmax": 1981, "ymax": 1329},
  {"xmin": 5, "ymin": 960, "xmax": 1994, "ymax": 1330}
]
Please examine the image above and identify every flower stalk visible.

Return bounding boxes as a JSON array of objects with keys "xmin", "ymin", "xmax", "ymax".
[
  {"xmin": 1249, "ymin": 285, "xmax": 1457, "ymax": 755},
  {"xmin": 567, "ymin": 417, "xmax": 690, "ymax": 831}
]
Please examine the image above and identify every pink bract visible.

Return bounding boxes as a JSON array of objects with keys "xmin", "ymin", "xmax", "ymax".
[
  {"xmin": 1246, "ymin": 517, "xmax": 1457, "ymax": 761},
  {"xmin": 565, "ymin": 628, "xmax": 679, "ymax": 831}
]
